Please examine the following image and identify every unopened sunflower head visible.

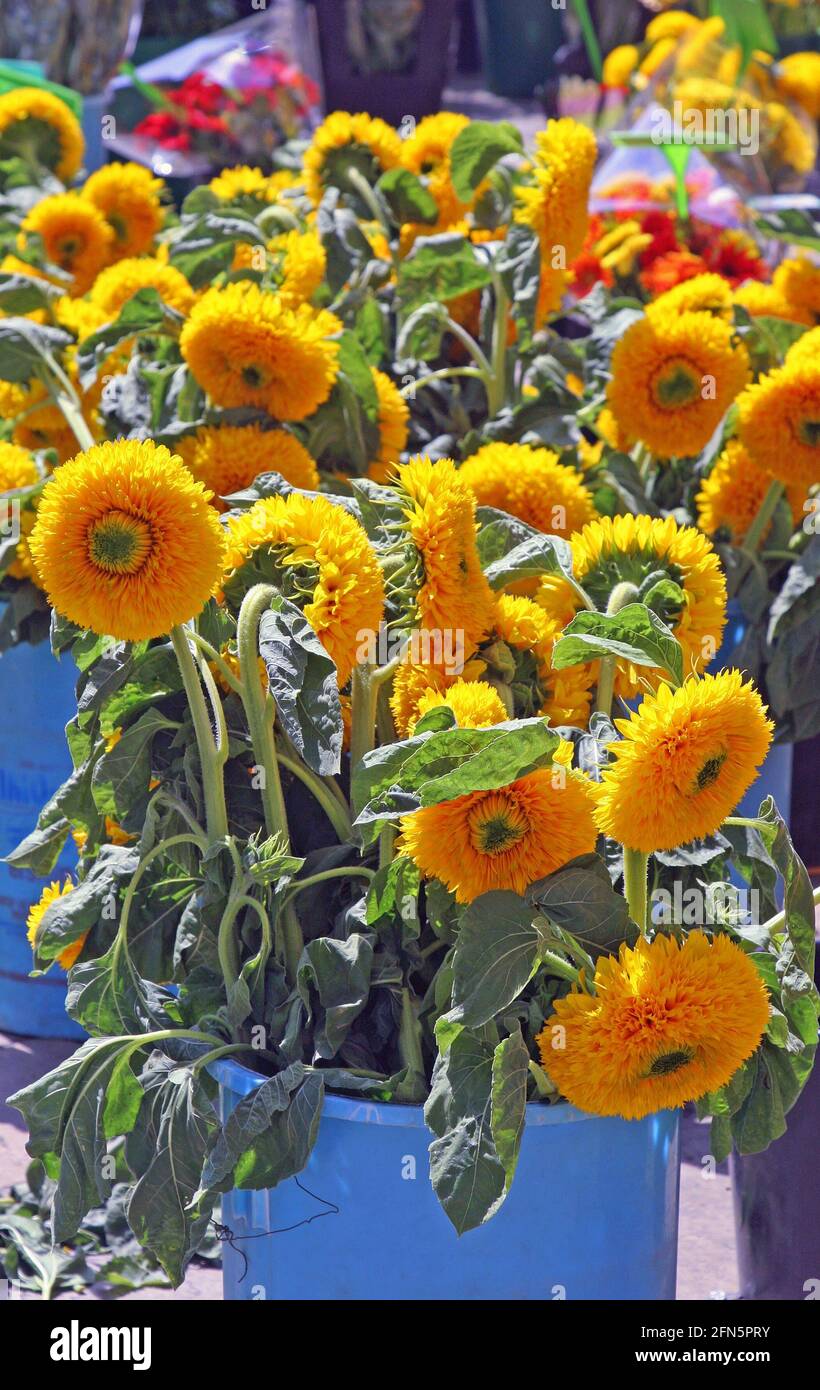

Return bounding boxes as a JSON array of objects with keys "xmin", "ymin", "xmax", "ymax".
[
  {"xmin": 387, "ymin": 455, "xmax": 496, "ymax": 654},
  {"xmin": 0, "ymin": 87, "xmax": 84, "ymax": 182},
  {"xmin": 303, "ymin": 111, "xmax": 402, "ymax": 209},
  {"xmin": 219, "ymin": 492, "xmax": 384, "ymax": 687},
  {"xmin": 400, "ymin": 759, "xmax": 598, "ymax": 904},
  {"xmin": 737, "ymin": 358, "xmax": 820, "ymax": 495},
  {"xmin": 608, "ymin": 305, "xmax": 750, "ymax": 458},
  {"xmin": 457, "ymin": 441, "xmax": 596, "ymax": 538},
  {"xmin": 208, "ymin": 165, "xmax": 300, "ymax": 208},
  {"xmin": 180, "ymin": 282, "xmax": 341, "ymax": 421},
  {"xmin": 483, "ymin": 593, "xmax": 595, "ymax": 728},
  {"xmin": 695, "ymin": 439, "xmax": 805, "ymax": 544},
  {"xmin": 82, "ymin": 162, "xmax": 166, "ymax": 260},
  {"xmin": 18, "ymin": 194, "xmax": 113, "ymax": 297},
  {"xmin": 177, "ymin": 424, "xmax": 319, "ymax": 510},
  {"xmin": 593, "ymin": 670, "xmax": 773, "ymax": 852},
  {"xmin": 30, "ymin": 439, "xmax": 226, "ymax": 642},
  {"xmin": 537, "ymin": 930, "xmax": 770, "ymax": 1120}
]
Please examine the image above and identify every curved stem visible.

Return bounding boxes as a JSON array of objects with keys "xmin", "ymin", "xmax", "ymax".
[
  {"xmin": 148, "ymin": 790, "xmax": 207, "ymax": 844},
  {"xmin": 594, "ymin": 581, "xmax": 641, "ymax": 717},
  {"xmin": 276, "ymin": 751, "xmax": 353, "ymax": 842},
  {"xmin": 188, "ymin": 630, "xmax": 244, "ymax": 696},
  {"xmin": 282, "ymin": 864, "xmax": 374, "ymax": 908},
  {"xmin": 350, "ymin": 663, "xmax": 378, "ymax": 769},
  {"xmin": 400, "ymin": 366, "xmax": 484, "ymax": 397},
  {"xmin": 623, "ymin": 847, "xmax": 649, "ymax": 935},
  {"xmin": 236, "ymin": 586, "xmax": 290, "ymax": 844},
  {"xmin": 171, "ymin": 625, "xmax": 228, "ymax": 843},
  {"xmin": 115, "ymin": 833, "xmax": 206, "ymax": 960},
  {"xmin": 486, "ymin": 259, "xmax": 509, "ymax": 417}
]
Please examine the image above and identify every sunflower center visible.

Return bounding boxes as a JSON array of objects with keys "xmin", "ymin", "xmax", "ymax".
[
  {"xmin": 652, "ymin": 359, "xmax": 700, "ymax": 409},
  {"xmin": 469, "ymin": 796, "xmax": 530, "ymax": 856},
  {"xmin": 646, "ymin": 1046, "xmax": 696, "ymax": 1078},
  {"xmin": 88, "ymin": 510, "xmax": 153, "ymax": 574},
  {"xmin": 693, "ymin": 749, "xmax": 727, "ymax": 794},
  {"xmin": 56, "ymin": 236, "xmax": 81, "ymax": 262},
  {"xmin": 241, "ymin": 364, "xmax": 271, "ymax": 389},
  {"xmin": 797, "ymin": 417, "xmax": 820, "ymax": 448}
]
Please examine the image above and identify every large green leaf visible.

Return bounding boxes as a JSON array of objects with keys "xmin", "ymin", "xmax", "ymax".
[
  {"xmin": 30, "ymin": 845, "xmax": 140, "ymax": 965},
  {"xmin": 376, "ymin": 167, "xmax": 439, "ymax": 225},
  {"xmin": 491, "ymin": 1024, "xmax": 529, "ymax": 1194},
  {"xmin": 296, "ymin": 933, "xmax": 374, "ymax": 1058},
  {"xmin": 77, "ymin": 288, "xmax": 184, "ymax": 387},
  {"xmin": 397, "ymin": 233, "xmax": 491, "ymax": 316},
  {"xmin": 259, "ymin": 594, "xmax": 343, "ymax": 776},
  {"xmin": 0, "ymin": 271, "xmax": 62, "ymax": 314},
  {"xmin": 552, "ymin": 603, "xmax": 684, "ymax": 686},
  {"xmin": 527, "ymin": 853, "xmax": 630, "ymax": 956},
  {"xmin": 196, "ymin": 1063, "xmax": 323, "ymax": 1197},
  {"xmin": 0, "ymin": 317, "xmax": 71, "ymax": 381},
  {"xmin": 449, "ymin": 120, "xmax": 523, "ymax": 201},
  {"xmin": 443, "ymin": 891, "xmax": 546, "ymax": 1036},
  {"xmin": 91, "ymin": 709, "xmax": 177, "ymax": 821},
  {"xmin": 425, "ymin": 1029, "xmax": 506, "ymax": 1234},
  {"xmin": 66, "ymin": 944, "xmax": 182, "ymax": 1037},
  {"xmin": 352, "ymin": 719, "xmax": 561, "ymax": 845}
]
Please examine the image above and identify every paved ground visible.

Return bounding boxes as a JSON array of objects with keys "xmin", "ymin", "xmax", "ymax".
[{"xmin": 1, "ymin": 1028, "xmax": 736, "ymax": 1302}]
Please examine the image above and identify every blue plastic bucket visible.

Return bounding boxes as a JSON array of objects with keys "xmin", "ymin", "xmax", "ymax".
[
  {"xmin": 711, "ymin": 600, "xmax": 792, "ymax": 822},
  {"xmin": 0, "ymin": 638, "xmax": 84, "ymax": 1039},
  {"xmin": 213, "ymin": 1057, "xmax": 680, "ymax": 1301}
]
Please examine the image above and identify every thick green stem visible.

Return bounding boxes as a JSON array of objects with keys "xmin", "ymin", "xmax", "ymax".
[
  {"xmin": 624, "ymin": 848, "xmax": 649, "ymax": 935},
  {"xmin": 283, "ymin": 865, "xmax": 374, "ymax": 908},
  {"xmin": 763, "ymin": 886, "xmax": 820, "ymax": 936},
  {"xmin": 350, "ymin": 663, "xmax": 378, "ymax": 769},
  {"xmin": 744, "ymin": 479, "xmax": 784, "ymax": 554},
  {"xmin": 487, "ymin": 263, "xmax": 509, "ymax": 417},
  {"xmin": 398, "ymin": 987, "xmax": 425, "ymax": 1083},
  {"xmin": 276, "ymin": 752, "xmax": 353, "ymax": 842},
  {"xmin": 400, "ymin": 366, "xmax": 484, "ymax": 398},
  {"xmin": 171, "ymin": 626, "xmax": 228, "ymax": 844},
  {"xmin": 236, "ymin": 586, "xmax": 291, "ymax": 844},
  {"xmin": 594, "ymin": 581, "xmax": 640, "ymax": 717}
]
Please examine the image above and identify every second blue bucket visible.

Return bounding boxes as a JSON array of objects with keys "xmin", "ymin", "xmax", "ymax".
[
  {"xmin": 213, "ymin": 1057, "xmax": 680, "ymax": 1301},
  {"xmin": 0, "ymin": 637, "xmax": 84, "ymax": 1040},
  {"xmin": 712, "ymin": 600, "xmax": 792, "ymax": 821}
]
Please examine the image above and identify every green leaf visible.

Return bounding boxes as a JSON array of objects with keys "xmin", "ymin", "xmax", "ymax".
[
  {"xmin": 30, "ymin": 845, "xmax": 139, "ymax": 965},
  {"xmin": 0, "ymin": 271, "xmax": 62, "ymax": 314},
  {"xmin": 296, "ymin": 933, "xmax": 374, "ymax": 1058},
  {"xmin": 0, "ymin": 317, "xmax": 71, "ymax": 382},
  {"xmin": 352, "ymin": 718, "xmax": 561, "ymax": 845},
  {"xmin": 496, "ymin": 224, "xmax": 541, "ymax": 349},
  {"xmin": 449, "ymin": 120, "xmax": 523, "ymax": 201},
  {"xmin": 355, "ymin": 296, "xmax": 389, "ymax": 366},
  {"xmin": 258, "ymin": 594, "xmax": 344, "ymax": 776},
  {"xmin": 552, "ymin": 603, "xmax": 684, "ymax": 686},
  {"xmin": 491, "ymin": 1025, "xmax": 529, "ymax": 1193},
  {"xmin": 127, "ymin": 1067, "xmax": 219, "ymax": 1285},
  {"xmin": 484, "ymin": 533, "xmax": 574, "ymax": 590},
  {"xmin": 377, "ymin": 167, "xmax": 439, "ymax": 225},
  {"xmin": 3, "ymin": 817, "xmax": 70, "ymax": 875},
  {"xmin": 527, "ymin": 853, "xmax": 630, "ymax": 957},
  {"xmin": 196, "ymin": 1063, "xmax": 323, "ymax": 1197},
  {"xmin": 445, "ymin": 891, "xmax": 545, "ymax": 1034},
  {"xmin": 66, "ymin": 945, "xmax": 182, "ymax": 1037},
  {"xmin": 397, "ymin": 233, "xmax": 491, "ymax": 316},
  {"xmin": 425, "ymin": 1029, "xmax": 506, "ymax": 1234},
  {"xmin": 91, "ymin": 709, "xmax": 177, "ymax": 821},
  {"xmin": 77, "ymin": 289, "xmax": 183, "ymax": 388}
]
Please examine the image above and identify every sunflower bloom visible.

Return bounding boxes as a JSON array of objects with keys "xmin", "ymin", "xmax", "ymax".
[
  {"xmin": 89, "ymin": 256, "xmax": 195, "ymax": 317},
  {"xmin": 180, "ymin": 282, "xmax": 341, "ymax": 421},
  {"xmin": 368, "ymin": 369, "xmax": 410, "ymax": 482},
  {"xmin": 400, "ymin": 764, "xmax": 598, "ymax": 904},
  {"xmin": 537, "ymin": 515, "xmax": 727, "ymax": 700},
  {"xmin": 413, "ymin": 678, "xmax": 508, "ymax": 734},
  {"xmin": 772, "ymin": 256, "xmax": 820, "ymax": 323},
  {"xmin": 393, "ymin": 455, "xmax": 496, "ymax": 653},
  {"xmin": 209, "ymin": 165, "xmax": 299, "ymax": 205},
  {"xmin": 399, "ymin": 110, "xmax": 471, "ymax": 225},
  {"xmin": 30, "ymin": 439, "xmax": 226, "ymax": 642},
  {"xmin": 537, "ymin": 931, "xmax": 770, "ymax": 1120},
  {"xmin": 458, "ymin": 441, "xmax": 596, "ymax": 538},
  {"xmin": 26, "ymin": 878, "xmax": 86, "ymax": 970},
  {"xmin": 696, "ymin": 440, "xmax": 804, "ymax": 543},
  {"xmin": 734, "ymin": 280, "xmax": 813, "ymax": 326},
  {"xmin": 178, "ymin": 424, "xmax": 319, "ymax": 509},
  {"xmin": 737, "ymin": 359, "xmax": 820, "ymax": 494},
  {"xmin": 608, "ymin": 306, "xmax": 750, "ymax": 457},
  {"xmin": 18, "ymin": 194, "xmax": 113, "ymax": 297},
  {"xmin": 82, "ymin": 162, "xmax": 165, "ymax": 260},
  {"xmin": 0, "ymin": 87, "xmax": 84, "ymax": 182},
  {"xmin": 0, "ymin": 440, "xmax": 38, "ymax": 493},
  {"xmin": 304, "ymin": 110, "xmax": 402, "ymax": 207},
  {"xmin": 776, "ymin": 52, "xmax": 820, "ymax": 122},
  {"xmin": 489, "ymin": 593, "xmax": 596, "ymax": 728},
  {"xmin": 786, "ymin": 326, "xmax": 820, "ymax": 367},
  {"xmin": 594, "ymin": 671, "xmax": 773, "ymax": 852},
  {"xmin": 220, "ymin": 492, "xmax": 384, "ymax": 686},
  {"xmin": 649, "ymin": 272, "xmax": 733, "ymax": 321},
  {"xmin": 515, "ymin": 118, "xmax": 597, "ymax": 264}
]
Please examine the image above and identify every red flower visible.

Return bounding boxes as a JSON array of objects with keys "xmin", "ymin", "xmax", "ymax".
[
  {"xmin": 641, "ymin": 249, "xmax": 709, "ymax": 297},
  {"xmin": 695, "ymin": 226, "xmax": 767, "ymax": 288},
  {"xmin": 638, "ymin": 211, "xmax": 679, "ymax": 268}
]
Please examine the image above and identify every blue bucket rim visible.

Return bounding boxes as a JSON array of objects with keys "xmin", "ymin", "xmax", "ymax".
[{"xmin": 210, "ymin": 1054, "xmax": 616, "ymax": 1129}]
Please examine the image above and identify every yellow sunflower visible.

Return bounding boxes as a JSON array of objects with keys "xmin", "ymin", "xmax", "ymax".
[
  {"xmin": 180, "ymin": 282, "xmax": 341, "ymax": 421},
  {"xmin": 776, "ymin": 52, "xmax": 820, "ymax": 121},
  {"xmin": 413, "ymin": 678, "xmax": 508, "ymax": 734},
  {"xmin": 737, "ymin": 359, "xmax": 820, "ymax": 494},
  {"xmin": 82, "ymin": 162, "xmax": 165, "ymax": 260},
  {"xmin": 772, "ymin": 257, "xmax": 820, "ymax": 324},
  {"xmin": 734, "ymin": 280, "xmax": 812, "ymax": 326},
  {"xmin": 786, "ymin": 326, "xmax": 820, "ymax": 367},
  {"xmin": 269, "ymin": 228, "xmax": 327, "ymax": 307},
  {"xmin": 608, "ymin": 306, "xmax": 750, "ymax": 457},
  {"xmin": 303, "ymin": 111, "xmax": 402, "ymax": 207},
  {"xmin": 602, "ymin": 46, "xmax": 639, "ymax": 88},
  {"xmin": 399, "ymin": 110, "xmax": 471, "ymax": 225},
  {"xmin": 0, "ymin": 440, "xmax": 38, "ymax": 493},
  {"xmin": 696, "ymin": 439, "xmax": 805, "ymax": 543},
  {"xmin": 400, "ymin": 763, "xmax": 598, "ymax": 904},
  {"xmin": 392, "ymin": 455, "xmax": 496, "ymax": 653},
  {"xmin": 30, "ymin": 439, "xmax": 226, "ymax": 642},
  {"xmin": 537, "ymin": 930, "xmax": 770, "ymax": 1120},
  {"xmin": 0, "ymin": 87, "xmax": 84, "ymax": 182},
  {"xmin": 178, "ymin": 424, "xmax": 319, "ymax": 509},
  {"xmin": 209, "ymin": 165, "xmax": 299, "ymax": 205},
  {"xmin": 514, "ymin": 118, "xmax": 597, "ymax": 266},
  {"xmin": 18, "ymin": 194, "xmax": 113, "ymax": 297},
  {"xmin": 368, "ymin": 369, "xmax": 410, "ymax": 482},
  {"xmin": 537, "ymin": 515, "xmax": 727, "ymax": 699},
  {"xmin": 26, "ymin": 878, "xmax": 86, "ymax": 970},
  {"xmin": 457, "ymin": 441, "xmax": 596, "ymax": 538},
  {"xmin": 0, "ymin": 378, "xmax": 82, "ymax": 463},
  {"xmin": 89, "ymin": 256, "xmax": 195, "ymax": 317},
  {"xmin": 593, "ymin": 671, "xmax": 773, "ymax": 852},
  {"xmin": 220, "ymin": 492, "xmax": 384, "ymax": 686},
  {"xmin": 488, "ymin": 592, "xmax": 596, "ymax": 728},
  {"xmin": 649, "ymin": 273, "xmax": 733, "ymax": 320},
  {"xmin": 53, "ymin": 295, "xmax": 108, "ymax": 341}
]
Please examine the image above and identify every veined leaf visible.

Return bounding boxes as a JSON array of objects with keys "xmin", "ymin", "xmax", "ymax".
[
  {"xmin": 449, "ymin": 120, "xmax": 523, "ymax": 201},
  {"xmin": 552, "ymin": 603, "xmax": 684, "ymax": 687},
  {"xmin": 259, "ymin": 594, "xmax": 343, "ymax": 776}
]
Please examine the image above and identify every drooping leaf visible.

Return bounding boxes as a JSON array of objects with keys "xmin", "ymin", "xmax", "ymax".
[
  {"xmin": 377, "ymin": 167, "xmax": 439, "ymax": 225},
  {"xmin": 449, "ymin": 120, "xmax": 523, "ymax": 201},
  {"xmin": 425, "ymin": 1029, "xmax": 507, "ymax": 1234},
  {"xmin": 490, "ymin": 1024, "xmax": 529, "ymax": 1193},
  {"xmin": 552, "ymin": 603, "xmax": 684, "ymax": 687},
  {"xmin": 296, "ymin": 933, "xmax": 374, "ymax": 1058},
  {"xmin": 258, "ymin": 593, "xmax": 344, "ymax": 776}
]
